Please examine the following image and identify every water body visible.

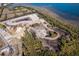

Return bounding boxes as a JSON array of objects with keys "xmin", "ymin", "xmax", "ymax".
[
  {"xmin": 8, "ymin": 3, "xmax": 79, "ymax": 22},
  {"xmin": 31, "ymin": 3, "xmax": 79, "ymax": 21}
]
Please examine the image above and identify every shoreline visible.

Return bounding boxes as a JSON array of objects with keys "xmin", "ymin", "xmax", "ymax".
[
  {"xmin": 31, "ymin": 6, "xmax": 79, "ymax": 27},
  {"xmin": 8, "ymin": 4, "xmax": 79, "ymax": 26},
  {"xmin": 1, "ymin": 4, "xmax": 79, "ymax": 27}
]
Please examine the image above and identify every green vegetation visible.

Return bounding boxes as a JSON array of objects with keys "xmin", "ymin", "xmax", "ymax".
[
  {"xmin": 14, "ymin": 6, "xmax": 28, "ymax": 11},
  {"xmin": 1, "ymin": 6, "xmax": 78, "ymax": 56},
  {"xmin": 14, "ymin": 6, "xmax": 36, "ymax": 12},
  {"xmin": 0, "ymin": 23, "xmax": 6, "ymax": 29},
  {"xmin": 25, "ymin": 7, "xmax": 35, "ymax": 11},
  {"xmin": 21, "ymin": 7, "xmax": 79, "ymax": 56},
  {"xmin": 37, "ymin": 12, "xmax": 79, "ymax": 56},
  {"xmin": 22, "ymin": 30, "xmax": 57, "ymax": 56},
  {"xmin": 22, "ymin": 30, "xmax": 42, "ymax": 56},
  {"xmin": 49, "ymin": 31, "xmax": 57, "ymax": 38}
]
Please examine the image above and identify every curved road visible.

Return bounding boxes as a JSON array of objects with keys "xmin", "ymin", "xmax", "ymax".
[
  {"xmin": 0, "ymin": 13, "xmax": 62, "ymax": 55},
  {"xmin": 3, "ymin": 14, "xmax": 62, "ymax": 41}
]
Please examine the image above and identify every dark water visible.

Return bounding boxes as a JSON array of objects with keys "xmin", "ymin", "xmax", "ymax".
[
  {"xmin": 9, "ymin": 3, "xmax": 79, "ymax": 22},
  {"xmin": 31, "ymin": 3, "xmax": 79, "ymax": 21}
]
